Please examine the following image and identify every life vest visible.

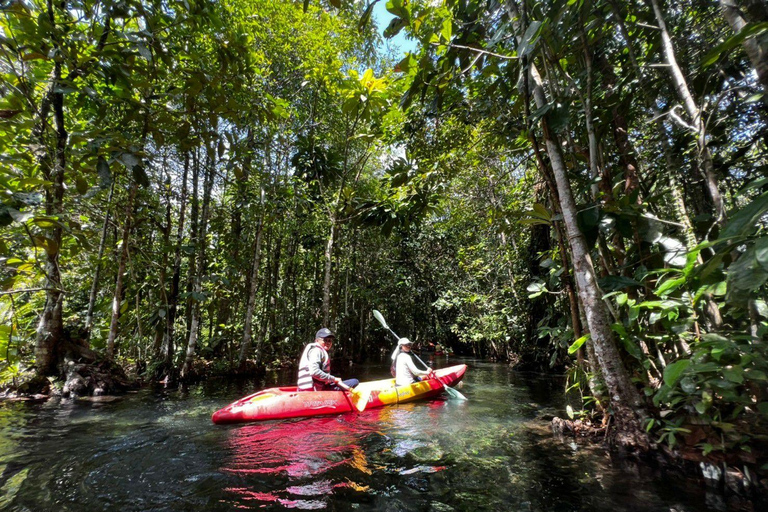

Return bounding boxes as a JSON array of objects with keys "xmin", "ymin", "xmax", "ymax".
[{"xmin": 297, "ymin": 342, "xmax": 330, "ymax": 391}]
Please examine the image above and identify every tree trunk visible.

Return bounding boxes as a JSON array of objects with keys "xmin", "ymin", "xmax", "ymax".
[
  {"xmin": 86, "ymin": 180, "xmax": 115, "ymax": 341},
  {"xmin": 184, "ymin": 149, "xmax": 200, "ymax": 338},
  {"xmin": 105, "ymin": 181, "xmax": 138, "ymax": 360},
  {"xmin": 649, "ymin": 0, "xmax": 725, "ymax": 224},
  {"xmin": 322, "ymin": 217, "xmax": 336, "ymax": 326},
  {"xmin": 181, "ymin": 144, "xmax": 215, "ymax": 378},
  {"xmin": 33, "ymin": 61, "xmax": 66, "ymax": 375},
  {"xmin": 164, "ymin": 151, "xmax": 190, "ymax": 368},
  {"xmin": 238, "ymin": 189, "xmax": 265, "ymax": 368},
  {"xmin": 509, "ymin": 0, "xmax": 649, "ymax": 448},
  {"xmin": 152, "ymin": 172, "xmax": 172, "ymax": 359},
  {"xmin": 720, "ymin": 0, "xmax": 768, "ymax": 93}
]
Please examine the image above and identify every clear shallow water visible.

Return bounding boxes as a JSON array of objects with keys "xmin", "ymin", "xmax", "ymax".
[{"xmin": 0, "ymin": 358, "xmax": 752, "ymax": 511}]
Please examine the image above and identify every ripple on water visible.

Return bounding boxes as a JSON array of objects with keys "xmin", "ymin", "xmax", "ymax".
[{"xmin": 0, "ymin": 361, "xmax": 757, "ymax": 511}]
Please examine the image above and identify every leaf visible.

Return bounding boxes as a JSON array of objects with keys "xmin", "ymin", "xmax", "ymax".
[
  {"xmin": 526, "ymin": 281, "xmax": 545, "ymax": 298},
  {"xmin": 546, "ymin": 103, "xmax": 569, "ymax": 133},
  {"xmin": 441, "ymin": 17, "xmax": 452, "ymax": 42},
  {"xmin": 358, "ymin": 2, "xmax": 376, "ymax": 33},
  {"xmin": 132, "ymin": 165, "xmax": 150, "ymax": 188},
  {"xmin": 119, "ymin": 153, "xmax": 140, "ymax": 170},
  {"xmin": 700, "ymin": 22, "xmax": 768, "ymax": 68},
  {"xmin": 31, "ymin": 216, "xmax": 62, "ymax": 229},
  {"xmin": 599, "ymin": 275, "xmax": 643, "ymax": 292},
  {"xmin": 32, "ymin": 235, "xmax": 59, "ymax": 256},
  {"xmin": 663, "ymin": 359, "xmax": 691, "ymax": 388},
  {"xmin": 720, "ymin": 190, "xmax": 768, "ymax": 239},
  {"xmin": 384, "ymin": 17, "xmax": 406, "ymax": 39},
  {"xmin": 9, "ymin": 209, "xmax": 32, "ymax": 224},
  {"xmin": 517, "ymin": 20, "xmax": 543, "ymax": 58},
  {"xmin": 137, "ymin": 43, "xmax": 152, "ymax": 61},
  {"xmin": 75, "ymin": 176, "xmax": 88, "ymax": 195},
  {"xmin": 394, "ymin": 53, "xmax": 417, "ymax": 74},
  {"xmin": 726, "ymin": 245, "xmax": 768, "ymax": 304},
  {"xmin": 577, "ymin": 205, "xmax": 600, "ymax": 249},
  {"xmin": 97, "ymin": 157, "xmax": 111, "ymax": 188},
  {"xmin": 755, "ymin": 237, "xmax": 768, "ymax": 272},
  {"xmin": 656, "ymin": 276, "xmax": 685, "ymax": 297},
  {"xmin": 619, "ymin": 335, "xmax": 644, "ymax": 361},
  {"xmin": 531, "ymin": 203, "xmax": 552, "ymax": 220},
  {"xmin": 723, "ymin": 365, "xmax": 744, "ymax": 384},
  {"xmin": 567, "ymin": 334, "xmax": 589, "ymax": 355}
]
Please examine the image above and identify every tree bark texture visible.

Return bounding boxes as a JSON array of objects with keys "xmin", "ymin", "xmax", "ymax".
[{"xmin": 33, "ymin": 50, "xmax": 66, "ymax": 375}]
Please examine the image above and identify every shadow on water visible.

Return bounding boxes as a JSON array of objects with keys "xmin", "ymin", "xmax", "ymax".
[{"xmin": 0, "ymin": 358, "xmax": 760, "ymax": 511}]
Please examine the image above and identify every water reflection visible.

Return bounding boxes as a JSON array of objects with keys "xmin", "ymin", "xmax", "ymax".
[{"xmin": 0, "ymin": 360, "xmax": 760, "ymax": 511}]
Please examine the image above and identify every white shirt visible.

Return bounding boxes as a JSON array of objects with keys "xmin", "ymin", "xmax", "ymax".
[{"xmin": 395, "ymin": 351, "xmax": 430, "ymax": 387}]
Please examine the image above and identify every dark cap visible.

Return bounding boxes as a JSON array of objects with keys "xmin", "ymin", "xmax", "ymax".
[{"xmin": 315, "ymin": 328, "xmax": 335, "ymax": 339}]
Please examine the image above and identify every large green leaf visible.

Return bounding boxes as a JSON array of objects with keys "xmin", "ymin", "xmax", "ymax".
[
  {"xmin": 517, "ymin": 20, "xmax": 543, "ymax": 58},
  {"xmin": 663, "ymin": 359, "xmax": 691, "ymax": 388},
  {"xmin": 721, "ymin": 190, "xmax": 768, "ymax": 239},
  {"xmin": 701, "ymin": 22, "xmax": 768, "ymax": 68},
  {"xmin": 598, "ymin": 275, "xmax": 643, "ymax": 292},
  {"xmin": 567, "ymin": 334, "xmax": 589, "ymax": 355}
]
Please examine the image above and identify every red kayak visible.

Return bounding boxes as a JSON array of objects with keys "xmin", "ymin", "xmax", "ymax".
[{"xmin": 212, "ymin": 364, "xmax": 467, "ymax": 424}]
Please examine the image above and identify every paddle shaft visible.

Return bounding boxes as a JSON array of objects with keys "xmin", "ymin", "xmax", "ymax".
[{"xmin": 374, "ymin": 309, "xmax": 465, "ymax": 399}]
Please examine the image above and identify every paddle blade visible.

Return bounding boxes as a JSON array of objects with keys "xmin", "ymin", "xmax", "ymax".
[
  {"xmin": 444, "ymin": 385, "xmax": 467, "ymax": 400},
  {"xmin": 354, "ymin": 387, "xmax": 372, "ymax": 412},
  {"xmin": 372, "ymin": 309, "xmax": 387, "ymax": 329}
]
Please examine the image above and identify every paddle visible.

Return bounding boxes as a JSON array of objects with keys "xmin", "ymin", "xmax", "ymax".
[
  {"xmin": 372, "ymin": 309, "xmax": 467, "ymax": 400},
  {"xmin": 337, "ymin": 381, "xmax": 371, "ymax": 412}
]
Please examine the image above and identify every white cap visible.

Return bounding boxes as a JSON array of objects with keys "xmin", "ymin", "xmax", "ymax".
[{"xmin": 398, "ymin": 338, "xmax": 412, "ymax": 346}]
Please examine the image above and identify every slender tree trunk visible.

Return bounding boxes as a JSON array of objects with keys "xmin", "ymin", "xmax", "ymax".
[
  {"xmin": 649, "ymin": 0, "xmax": 725, "ymax": 223},
  {"xmin": 184, "ymin": 149, "xmax": 200, "ymax": 338},
  {"xmin": 322, "ymin": 217, "xmax": 336, "ymax": 326},
  {"xmin": 86, "ymin": 181, "xmax": 115, "ymax": 341},
  {"xmin": 164, "ymin": 151, "xmax": 190, "ymax": 368},
  {"xmin": 152, "ymin": 173, "xmax": 172, "ymax": 358},
  {"xmin": 238, "ymin": 190, "xmax": 265, "ymax": 368},
  {"xmin": 181, "ymin": 144, "xmax": 215, "ymax": 378},
  {"xmin": 105, "ymin": 181, "xmax": 138, "ymax": 360}
]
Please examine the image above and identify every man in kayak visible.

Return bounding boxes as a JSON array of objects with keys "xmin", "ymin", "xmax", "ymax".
[
  {"xmin": 393, "ymin": 338, "xmax": 432, "ymax": 387},
  {"xmin": 297, "ymin": 328, "xmax": 359, "ymax": 391}
]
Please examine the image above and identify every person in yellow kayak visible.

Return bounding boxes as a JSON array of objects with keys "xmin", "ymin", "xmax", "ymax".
[
  {"xmin": 392, "ymin": 338, "xmax": 432, "ymax": 387},
  {"xmin": 297, "ymin": 328, "xmax": 359, "ymax": 391}
]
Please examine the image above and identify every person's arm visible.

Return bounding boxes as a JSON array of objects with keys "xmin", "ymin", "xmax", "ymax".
[
  {"xmin": 308, "ymin": 347, "xmax": 337, "ymax": 384},
  {"xmin": 406, "ymin": 356, "xmax": 430, "ymax": 377}
]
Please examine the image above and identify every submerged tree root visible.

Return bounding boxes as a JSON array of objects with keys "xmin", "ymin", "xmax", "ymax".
[{"xmin": 551, "ymin": 415, "xmax": 768, "ymax": 505}]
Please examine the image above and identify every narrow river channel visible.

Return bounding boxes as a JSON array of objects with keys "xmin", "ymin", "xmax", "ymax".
[{"xmin": 0, "ymin": 358, "xmax": 751, "ymax": 511}]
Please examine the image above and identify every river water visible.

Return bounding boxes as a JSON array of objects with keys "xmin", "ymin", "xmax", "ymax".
[{"xmin": 0, "ymin": 358, "xmax": 753, "ymax": 511}]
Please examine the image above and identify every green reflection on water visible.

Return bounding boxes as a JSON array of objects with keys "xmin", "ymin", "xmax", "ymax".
[{"xmin": 0, "ymin": 360, "xmax": 755, "ymax": 511}]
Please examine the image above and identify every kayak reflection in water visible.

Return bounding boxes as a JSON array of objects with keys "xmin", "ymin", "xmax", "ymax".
[
  {"xmin": 392, "ymin": 338, "xmax": 432, "ymax": 387},
  {"xmin": 297, "ymin": 328, "xmax": 359, "ymax": 391}
]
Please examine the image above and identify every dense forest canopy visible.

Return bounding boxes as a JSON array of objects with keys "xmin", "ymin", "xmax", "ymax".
[{"xmin": 1, "ymin": 0, "xmax": 767, "ymax": 457}]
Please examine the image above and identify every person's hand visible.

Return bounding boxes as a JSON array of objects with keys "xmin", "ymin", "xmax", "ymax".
[{"xmin": 334, "ymin": 377, "xmax": 342, "ymax": 385}]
